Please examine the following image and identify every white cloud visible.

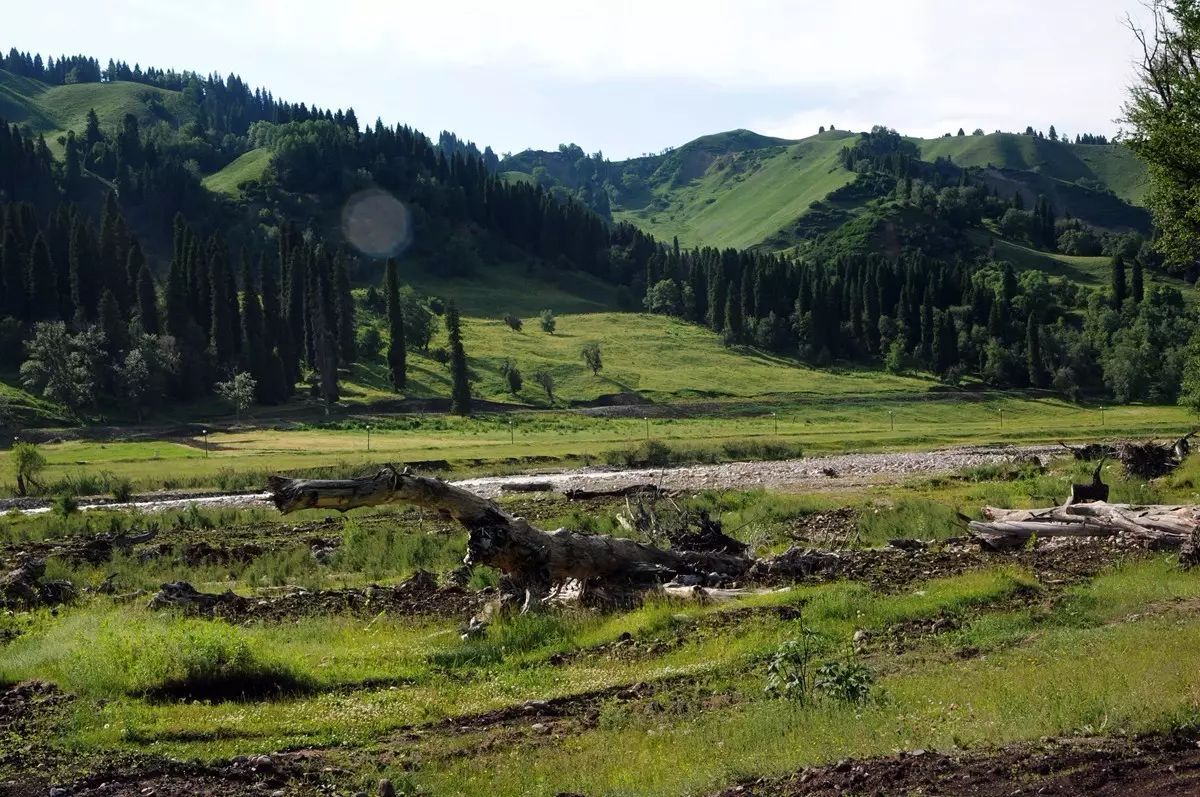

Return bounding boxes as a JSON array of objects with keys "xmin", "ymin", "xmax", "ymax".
[{"xmin": 1, "ymin": 0, "xmax": 1158, "ymax": 155}]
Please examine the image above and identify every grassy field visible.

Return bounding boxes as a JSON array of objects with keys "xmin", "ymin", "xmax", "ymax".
[
  {"xmin": 201, "ymin": 147, "xmax": 272, "ymax": 196},
  {"xmin": 0, "ymin": 395, "xmax": 1188, "ymax": 494}
]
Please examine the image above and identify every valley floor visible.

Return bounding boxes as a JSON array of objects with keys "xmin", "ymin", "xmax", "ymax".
[{"xmin": 3, "ymin": 447, "xmax": 1200, "ymax": 795}]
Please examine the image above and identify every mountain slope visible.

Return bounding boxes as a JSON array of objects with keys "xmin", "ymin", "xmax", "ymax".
[
  {"xmin": 914, "ymin": 133, "xmax": 1148, "ymax": 205},
  {"xmin": 0, "ymin": 69, "xmax": 193, "ymax": 154},
  {"xmin": 612, "ymin": 132, "xmax": 857, "ymax": 250},
  {"xmin": 503, "ymin": 128, "xmax": 1150, "ymax": 253}
]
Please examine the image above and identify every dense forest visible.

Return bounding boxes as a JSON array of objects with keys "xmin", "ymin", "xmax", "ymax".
[{"xmin": 0, "ymin": 45, "xmax": 1196, "ymax": 422}]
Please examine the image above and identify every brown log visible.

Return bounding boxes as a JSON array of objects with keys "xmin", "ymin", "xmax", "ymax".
[
  {"xmin": 267, "ymin": 467, "xmax": 750, "ymax": 604},
  {"xmin": 970, "ymin": 502, "xmax": 1198, "ymax": 549}
]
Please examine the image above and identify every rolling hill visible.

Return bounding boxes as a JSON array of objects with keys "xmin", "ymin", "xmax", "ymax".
[
  {"xmin": 502, "ymin": 129, "xmax": 1151, "ymax": 253},
  {"xmin": 0, "ymin": 68, "xmax": 193, "ymax": 155}
]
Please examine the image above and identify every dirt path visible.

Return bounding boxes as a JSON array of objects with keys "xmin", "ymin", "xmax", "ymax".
[{"xmin": 0, "ymin": 444, "xmax": 1056, "ymax": 516}]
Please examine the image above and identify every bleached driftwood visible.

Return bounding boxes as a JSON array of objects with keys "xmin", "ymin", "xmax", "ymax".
[{"xmin": 969, "ymin": 502, "xmax": 1198, "ymax": 549}]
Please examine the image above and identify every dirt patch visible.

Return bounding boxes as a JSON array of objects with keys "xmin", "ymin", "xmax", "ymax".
[
  {"xmin": 787, "ymin": 508, "xmax": 859, "ymax": 548},
  {"xmin": 0, "ymin": 681, "xmax": 74, "ymax": 775},
  {"xmin": 3, "ymin": 753, "xmax": 337, "ymax": 797},
  {"xmin": 712, "ymin": 731, "xmax": 1200, "ymax": 797}
]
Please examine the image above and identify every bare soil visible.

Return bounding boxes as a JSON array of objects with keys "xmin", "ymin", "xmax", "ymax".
[{"xmin": 712, "ymin": 731, "xmax": 1200, "ymax": 797}]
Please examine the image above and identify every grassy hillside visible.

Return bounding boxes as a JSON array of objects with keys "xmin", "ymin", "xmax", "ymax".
[
  {"xmin": 504, "ymin": 129, "xmax": 1150, "ymax": 252},
  {"xmin": 0, "ymin": 69, "xmax": 192, "ymax": 155},
  {"xmin": 914, "ymin": 133, "xmax": 1149, "ymax": 206},
  {"xmin": 202, "ymin": 147, "xmax": 272, "ymax": 196},
  {"xmin": 613, "ymin": 132, "xmax": 858, "ymax": 250}
]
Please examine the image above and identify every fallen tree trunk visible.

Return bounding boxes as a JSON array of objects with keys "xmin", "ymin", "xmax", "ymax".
[
  {"xmin": 268, "ymin": 466, "xmax": 749, "ymax": 607},
  {"xmin": 969, "ymin": 503, "xmax": 1198, "ymax": 549}
]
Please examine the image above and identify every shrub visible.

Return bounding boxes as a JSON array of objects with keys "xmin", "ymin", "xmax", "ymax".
[
  {"xmin": 10, "ymin": 441, "xmax": 46, "ymax": 497},
  {"xmin": 814, "ymin": 660, "xmax": 876, "ymax": 705},
  {"xmin": 539, "ymin": 309, "xmax": 556, "ymax": 334},
  {"xmin": 110, "ymin": 477, "xmax": 135, "ymax": 503}
]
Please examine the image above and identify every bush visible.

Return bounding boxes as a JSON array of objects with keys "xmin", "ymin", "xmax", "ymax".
[
  {"xmin": 110, "ymin": 477, "xmax": 135, "ymax": 503},
  {"xmin": 539, "ymin": 309, "xmax": 556, "ymax": 334},
  {"xmin": 814, "ymin": 660, "xmax": 876, "ymax": 705},
  {"xmin": 10, "ymin": 441, "xmax": 46, "ymax": 497},
  {"xmin": 357, "ymin": 325, "xmax": 384, "ymax": 359}
]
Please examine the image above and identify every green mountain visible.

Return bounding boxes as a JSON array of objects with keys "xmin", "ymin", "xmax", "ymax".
[{"xmin": 502, "ymin": 129, "xmax": 1151, "ymax": 252}]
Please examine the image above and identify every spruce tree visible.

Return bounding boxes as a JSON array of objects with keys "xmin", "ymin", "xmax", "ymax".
[
  {"xmin": 445, "ymin": 299, "xmax": 471, "ymax": 415},
  {"xmin": 261, "ymin": 256, "xmax": 294, "ymax": 395},
  {"xmin": 209, "ymin": 252, "xmax": 237, "ymax": 366},
  {"xmin": 27, "ymin": 232, "xmax": 57, "ymax": 320},
  {"xmin": 724, "ymin": 278, "xmax": 744, "ymax": 343},
  {"xmin": 312, "ymin": 260, "xmax": 340, "ymax": 407},
  {"xmin": 136, "ymin": 263, "xmax": 158, "ymax": 334},
  {"xmin": 1111, "ymin": 253, "xmax": 1127, "ymax": 308},
  {"xmin": 69, "ymin": 219, "xmax": 97, "ymax": 322},
  {"xmin": 0, "ymin": 224, "xmax": 25, "ymax": 318},
  {"xmin": 384, "ymin": 258, "xmax": 406, "ymax": 390},
  {"xmin": 334, "ymin": 255, "xmax": 355, "ymax": 363},
  {"xmin": 125, "ymin": 240, "xmax": 145, "ymax": 305},
  {"xmin": 1026, "ymin": 314, "xmax": 1046, "ymax": 388},
  {"xmin": 1131, "ymin": 257, "xmax": 1144, "ymax": 303},
  {"xmin": 97, "ymin": 288, "xmax": 126, "ymax": 359},
  {"xmin": 240, "ymin": 257, "xmax": 270, "ymax": 402},
  {"xmin": 64, "ymin": 130, "xmax": 81, "ymax": 195}
]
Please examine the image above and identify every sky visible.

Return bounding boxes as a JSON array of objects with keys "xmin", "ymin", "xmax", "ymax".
[{"xmin": 6, "ymin": 0, "xmax": 1154, "ymax": 160}]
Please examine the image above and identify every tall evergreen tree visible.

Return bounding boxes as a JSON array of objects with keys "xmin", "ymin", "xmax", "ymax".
[
  {"xmin": 445, "ymin": 299, "xmax": 471, "ymax": 415},
  {"xmin": 68, "ymin": 219, "xmax": 97, "ymax": 322},
  {"xmin": 1131, "ymin": 257, "xmax": 1145, "ymax": 303},
  {"xmin": 384, "ymin": 258, "xmax": 406, "ymax": 390},
  {"xmin": 724, "ymin": 278, "xmax": 744, "ymax": 343},
  {"xmin": 312, "ymin": 258, "xmax": 340, "ymax": 407},
  {"xmin": 136, "ymin": 263, "xmax": 158, "ymax": 334},
  {"xmin": 63, "ymin": 130, "xmax": 81, "ymax": 195},
  {"xmin": 125, "ymin": 240, "xmax": 145, "ymax": 303},
  {"xmin": 97, "ymin": 288, "xmax": 126, "ymax": 359},
  {"xmin": 27, "ymin": 232, "xmax": 57, "ymax": 320},
  {"xmin": 334, "ymin": 255, "xmax": 356, "ymax": 363},
  {"xmin": 1111, "ymin": 253, "xmax": 1127, "ymax": 308},
  {"xmin": 240, "ymin": 257, "xmax": 272, "ymax": 402},
  {"xmin": 209, "ymin": 249, "xmax": 237, "ymax": 366},
  {"xmin": 0, "ymin": 223, "xmax": 25, "ymax": 318},
  {"xmin": 1026, "ymin": 314, "xmax": 1046, "ymax": 388}
]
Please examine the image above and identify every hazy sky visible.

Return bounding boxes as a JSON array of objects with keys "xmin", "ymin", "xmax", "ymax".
[{"xmin": 7, "ymin": 1, "xmax": 1152, "ymax": 159}]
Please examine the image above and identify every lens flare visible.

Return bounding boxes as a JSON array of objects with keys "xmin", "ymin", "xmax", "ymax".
[{"xmin": 340, "ymin": 189, "xmax": 411, "ymax": 258}]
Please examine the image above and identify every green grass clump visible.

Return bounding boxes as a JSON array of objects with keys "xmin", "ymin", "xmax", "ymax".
[{"xmin": 1, "ymin": 610, "xmax": 309, "ymax": 700}]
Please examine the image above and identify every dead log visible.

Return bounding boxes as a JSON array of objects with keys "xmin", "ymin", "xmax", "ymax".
[
  {"xmin": 564, "ymin": 484, "xmax": 665, "ymax": 501},
  {"xmin": 969, "ymin": 503, "xmax": 1197, "ymax": 550},
  {"xmin": 1059, "ymin": 441, "xmax": 1118, "ymax": 461},
  {"xmin": 267, "ymin": 466, "xmax": 750, "ymax": 607},
  {"xmin": 499, "ymin": 481, "xmax": 555, "ymax": 493}
]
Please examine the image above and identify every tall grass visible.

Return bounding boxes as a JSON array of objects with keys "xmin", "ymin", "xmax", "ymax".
[{"xmin": 0, "ymin": 610, "xmax": 309, "ymax": 700}]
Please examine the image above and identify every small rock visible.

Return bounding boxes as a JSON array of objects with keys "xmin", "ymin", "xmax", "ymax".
[
  {"xmin": 378, "ymin": 779, "xmax": 396, "ymax": 797},
  {"xmin": 530, "ymin": 722, "xmax": 551, "ymax": 734}
]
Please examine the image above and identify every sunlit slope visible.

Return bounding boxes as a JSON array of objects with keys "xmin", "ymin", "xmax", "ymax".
[
  {"xmin": 613, "ymin": 132, "xmax": 857, "ymax": 249},
  {"xmin": 914, "ymin": 133, "xmax": 1149, "ymax": 206}
]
